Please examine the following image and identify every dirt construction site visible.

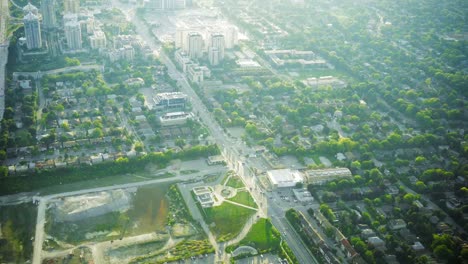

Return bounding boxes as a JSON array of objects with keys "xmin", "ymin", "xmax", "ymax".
[{"xmin": 36, "ymin": 177, "xmax": 214, "ymax": 264}]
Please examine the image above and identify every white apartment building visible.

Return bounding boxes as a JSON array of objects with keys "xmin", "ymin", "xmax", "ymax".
[
  {"xmin": 65, "ymin": 20, "xmax": 82, "ymax": 50},
  {"xmin": 90, "ymin": 30, "xmax": 106, "ymax": 49},
  {"xmin": 24, "ymin": 12, "xmax": 42, "ymax": 50},
  {"xmin": 187, "ymin": 32, "xmax": 203, "ymax": 60},
  {"xmin": 64, "ymin": 0, "xmax": 80, "ymax": 14}
]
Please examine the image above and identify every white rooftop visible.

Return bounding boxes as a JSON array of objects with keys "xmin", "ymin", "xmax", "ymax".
[
  {"xmin": 236, "ymin": 59, "xmax": 261, "ymax": 68},
  {"xmin": 267, "ymin": 169, "xmax": 303, "ymax": 188}
]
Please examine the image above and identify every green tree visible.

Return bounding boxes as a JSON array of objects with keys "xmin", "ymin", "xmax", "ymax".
[
  {"xmin": 64, "ymin": 57, "xmax": 80, "ymax": 66},
  {"xmin": 350, "ymin": 237, "xmax": 367, "ymax": 254},
  {"xmin": 134, "ymin": 142, "xmax": 144, "ymax": 152},
  {"xmin": 415, "ymin": 156, "xmax": 426, "ymax": 165},
  {"xmin": 0, "ymin": 166, "xmax": 8, "ymax": 177},
  {"xmin": 91, "ymin": 128, "xmax": 104, "ymax": 138},
  {"xmin": 403, "ymin": 193, "xmax": 419, "ymax": 203},
  {"xmin": 433, "ymin": 245, "xmax": 454, "ymax": 260},
  {"xmin": 351, "ymin": 161, "xmax": 361, "ymax": 170},
  {"xmin": 175, "ymin": 138, "xmax": 186, "ymax": 148}
]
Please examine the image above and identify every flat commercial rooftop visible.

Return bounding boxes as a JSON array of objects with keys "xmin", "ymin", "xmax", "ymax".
[{"xmin": 267, "ymin": 169, "xmax": 303, "ymax": 188}]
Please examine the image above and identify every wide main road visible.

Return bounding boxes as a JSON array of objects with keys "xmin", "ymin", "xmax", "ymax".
[
  {"xmin": 161, "ymin": 54, "xmax": 318, "ymax": 263},
  {"xmin": 0, "ymin": 0, "xmax": 8, "ymax": 44},
  {"xmin": 109, "ymin": 2, "xmax": 318, "ymax": 263},
  {"xmin": 0, "ymin": 0, "xmax": 9, "ymax": 121}
]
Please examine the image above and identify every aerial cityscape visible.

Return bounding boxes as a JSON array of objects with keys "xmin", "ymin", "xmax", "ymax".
[{"xmin": 0, "ymin": 0, "xmax": 467, "ymax": 263}]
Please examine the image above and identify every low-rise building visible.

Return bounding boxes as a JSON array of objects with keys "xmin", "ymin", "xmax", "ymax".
[
  {"xmin": 153, "ymin": 92, "xmax": 188, "ymax": 112},
  {"xmin": 207, "ymin": 155, "xmax": 224, "ymax": 165},
  {"xmin": 267, "ymin": 169, "xmax": 304, "ymax": 188},
  {"xmin": 412, "ymin": 241, "xmax": 425, "ymax": 252},
  {"xmin": 388, "ymin": 219, "xmax": 407, "ymax": 230},
  {"xmin": 341, "ymin": 239, "xmax": 358, "ymax": 259},
  {"xmin": 186, "ymin": 64, "xmax": 211, "ymax": 83},
  {"xmin": 235, "ymin": 59, "xmax": 262, "ymax": 71},
  {"xmin": 367, "ymin": 236, "xmax": 385, "ymax": 249},
  {"xmin": 193, "ymin": 186, "xmax": 214, "ymax": 208},
  {"xmin": 265, "ymin": 49, "xmax": 328, "ymax": 68},
  {"xmin": 174, "ymin": 50, "xmax": 192, "ymax": 72},
  {"xmin": 361, "ymin": 228, "xmax": 376, "ymax": 239},
  {"xmin": 159, "ymin": 112, "xmax": 193, "ymax": 127},
  {"xmin": 18, "ymin": 80, "xmax": 32, "ymax": 91},
  {"xmin": 386, "ymin": 185, "xmax": 399, "ymax": 195},
  {"xmin": 292, "ymin": 188, "xmax": 314, "ymax": 203},
  {"xmin": 304, "ymin": 168, "xmax": 352, "ymax": 185}
]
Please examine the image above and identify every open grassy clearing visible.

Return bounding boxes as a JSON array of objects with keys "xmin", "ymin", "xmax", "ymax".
[
  {"xmin": 38, "ymin": 170, "xmax": 174, "ymax": 196},
  {"xmin": 203, "ymin": 202, "xmax": 256, "ymax": 241},
  {"xmin": 225, "ymin": 175, "xmax": 245, "ymax": 189},
  {"xmin": 227, "ymin": 218, "xmax": 281, "ymax": 253},
  {"xmin": 227, "ymin": 190, "xmax": 258, "ymax": 208},
  {"xmin": 239, "ymin": 218, "xmax": 281, "ymax": 251},
  {"xmin": 0, "ymin": 203, "xmax": 37, "ymax": 263}
]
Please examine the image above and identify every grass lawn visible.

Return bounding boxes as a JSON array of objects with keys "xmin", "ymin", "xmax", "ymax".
[
  {"xmin": 239, "ymin": 218, "xmax": 281, "ymax": 252},
  {"xmin": 203, "ymin": 202, "xmax": 256, "ymax": 241},
  {"xmin": 226, "ymin": 218, "xmax": 281, "ymax": 253},
  {"xmin": 227, "ymin": 190, "xmax": 258, "ymax": 208},
  {"xmin": 225, "ymin": 176, "xmax": 245, "ymax": 189}
]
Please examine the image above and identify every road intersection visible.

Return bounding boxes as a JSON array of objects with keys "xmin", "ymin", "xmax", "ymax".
[{"xmin": 114, "ymin": 3, "xmax": 319, "ymax": 262}]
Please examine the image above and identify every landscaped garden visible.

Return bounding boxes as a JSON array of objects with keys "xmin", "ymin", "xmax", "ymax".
[{"xmin": 127, "ymin": 236, "xmax": 214, "ymax": 264}]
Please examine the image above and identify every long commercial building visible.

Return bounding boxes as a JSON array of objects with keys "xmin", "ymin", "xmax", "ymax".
[
  {"xmin": 159, "ymin": 112, "xmax": 193, "ymax": 126},
  {"xmin": 303, "ymin": 168, "xmax": 352, "ymax": 185}
]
